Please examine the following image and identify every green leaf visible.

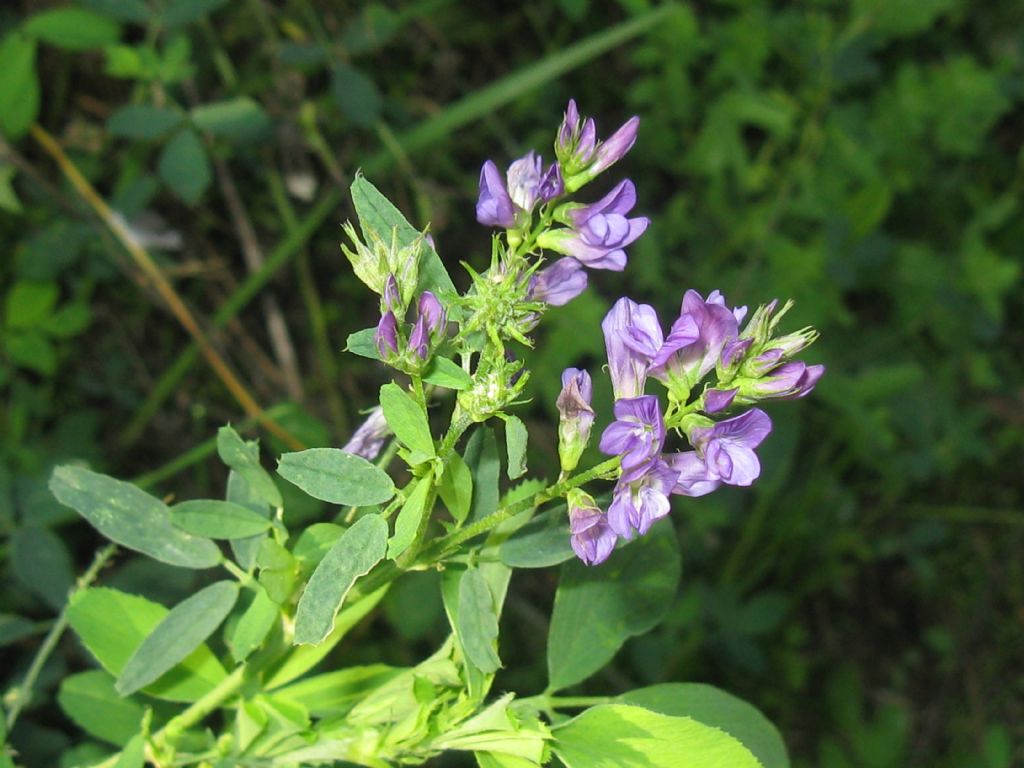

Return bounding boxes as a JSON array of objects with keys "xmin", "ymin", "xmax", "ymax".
[
  {"xmin": 0, "ymin": 163, "xmax": 22, "ymax": 213},
  {"xmin": 293, "ymin": 522, "xmax": 345, "ymax": 576},
  {"xmin": 552, "ymin": 704, "xmax": 762, "ymax": 768},
  {"xmin": 116, "ymin": 580, "xmax": 239, "ymax": 696},
  {"xmin": 12, "ymin": 525, "xmax": 73, "ymax": 610},
  {"xmin": 24, "ymin": 9, "xmax": 120, "ymax": 50},
  {"xmin": 619, "ymin": 684, "xmax": 788, "ymax": 768},
  {"xmin": 162, "ymin": 0, "xmax": 229, "ymax": 29},
  {"xmin": 41, "ymin": 302, "xmax": 92, "ymax": 338},
  {"xmin": 227, "ymin": 585, "xmax": 278, "ymax": 662},
  {"xmin": 499, "ymin": 505, "xmax": 574, "ymax": 568},
  {"xmin": 171, "ymin": 499, "xmax": 272, "ymax": 538},
  {"xmin": 68, "ymin": 587, "xmax": 227, "ymax": 701},
  {"xmin": 227, "ymin": 470, "xmax": 272, "ymax": 570},
  {"xmin": 0, "ymin": 613, "xmax": 37, "ymax": 647},
  {"xmin": 464, "ymin": 428, "xmax": 500, "ymax": 523},
  {"xmin": 58, "ymin": 670, "xmax": 144, "ymax": 746},
  {"xmin": 345, "ymin": 327, "xmax": 381, "ymax": 360},
  {"xmin": 379, "ymin": 383, "xmax": 435, "ymax": 462},
  {"xmin": 277, "ymin": 448, "xmax": 395, "ymax": 506},
  {"xmin": 0, "ymin": 34, "xmax": 39, "ymax": 139},
  {"xmin": 5, "ymin": 281, "xmax": 57, "ymax": 329},
  {"xmin": 438, "ymin": 452, "xmax": 473, "ymax": 524},
  {"xmin": 330, "ymin": 63, "xmax": 381, "ymax": 127},
  {"xmin": 423, "ymin": 356, "xmax": 473, "ymax": 390},
  {"xmin": 547, "ymin": 522, "xmax": 681, "ymax": 691},
  {"xmin": 503, "ymin": 416, "xmax": 528, "ymax": 480},
  {"xmin": 387, "ymin": 478, "xmax": 432, "ymax": 559},
  {"xmin": 158, "ymin": 128, "xmax": 210, "ymax": 204},
  {"xmin": 190, "ymin": 97, "xmax": 270, "ymax": 141},
  {"xmin": 273, "ymin": 664, "xmax": 401, "ymax": 718},
  {"xmin": 457, "ymin": 567, "xmax": 502, "ymax": 673},
  {"xmin": 217, "ymin": 425, "xmax": 282, "ymax": 508},
  {"xmin": 80, "ymin": 0, "xmax": 150, "ymax": 23},
  {"xmin": 49, "ymin": 466, "xmax": 221, "ymax": 569},
  {"xmin": 107, "ymin": 105, "xmax": 183, "ymax": 139},
  {"xmin": 256, "ymin": 538, "xmax": 297, "ymax": 604},
  {"xmin": 351, "ymin": 175, "xmax": 457, "ymax": 304},
  {"xmin": 4, "ymin": 330, "xmax": 56, "ymax": 375},
  {"xmin": 293, "ymin": 514, "xmax": 388, "ymax": 645}
]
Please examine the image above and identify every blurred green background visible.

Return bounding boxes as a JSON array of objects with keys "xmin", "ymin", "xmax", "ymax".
[{"xmin": 1, "ymin": 1, "xmax": 1022, "ymax": 766}]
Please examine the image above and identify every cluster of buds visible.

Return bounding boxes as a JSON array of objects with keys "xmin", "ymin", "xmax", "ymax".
[
  {"xmin": 375, "ymin": 280, "xmax": 447, "ymax": 372},
  {"xmin": 556, "ymin": 289, "xmax": 823, "ymax": 565}
]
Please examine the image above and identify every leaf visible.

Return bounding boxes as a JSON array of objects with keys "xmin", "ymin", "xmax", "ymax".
[
  {"xmin": 387, "ymin": 478, "xmax": 433, "ymax": 559},
  {"xmin": 273, "ymin": 664, "xmax": 402, "ymax": 717},
  {"xmin": 107, "ymin": 105, "xmax": 183, "ymax": 139},
  {"xmin": 438, "ymin": 452, "xmax": 473, "ymax": 524},
  {"xmin": 547, "ymin": 522, "xmax": 681, "ymax": 691},
  {"xmin": 41, "ymin": 302, "xmax": 92, "ymax": 338},
  {"xmin": 24, "ymin": 8, "xmax": 120, "ymax": 50},
  {"xmin": 350, "ymin": 175, "xmax": 457, "ymax": 304},
  {"xmin": 57, "ymin": 670, "xmax": 144, "ymax": 746},
  {"xmin": 256, "ymin": 539, "xmax": 297, "ymax": 604},
  {"xmin": 0, "ymin": 34, "xmax": 38, "ymax": 139},
  {"xmin": 0, "ymin": 613, "xmax": 37, "ymax": 647},
  {"xmin": 499, "ymin": 505, "xmax": 574, "ymax": 568},
  {"xmin": 619, "ymin": 684, "xmax": 789, "ymax": 768},
  {"xmin": 277, "ymin": 448, "xmax": 395, "ymax": 506},
  {"xmin": 4, "ymin": 331, "xmax": 56, "ymax": 375},
  {"xmin": 227, "ymin": 470, "xmax": 271, "ymax": 570},
  {"xmin": 49, "ymin": 466, "xmax": 221, "ymax": 569},
  {"xmin": 552, "ymin": 704, "xmax": 762, "ymax": 768},
  {"xmin": 227, "ymin": 585, "xmax": 278, "ymax": 662},
  {"xmin": 423, "ymin": 356, "xmax": 473, "ymax": 390},
  {"xmin": 464, "ymin": 428, "xmax": 500, "ymax": 523},
  {"xmin": 457, "ymin": 567, "xmax": 502, "ymax": 673},
  {"xmin": 217, "ymin": 426, "xmax": 282, "ymax": 508},
  {"xmin": 293, "ymin": 523, "xmax": 345, "ymax": 576},
  {"xmin": 503, "ymin": 416, "xmax": 528, "ymax": 480},
  {"xmin": 330, "ymin": 63, "xmax": 382, "ymax": 127},
  {"xmin": 171, "ymin": 499, "xmax": 272, "ymax": 538},
  {"xmin": 0, "ymin": 163, "xmax": 22, "ymax": 214},
  {"xmin": 345, "ymin": 327, "xmax": 381, "ymax": 360},
  {"xmin": 190, "ymin": 97, "xmax": 270, "ymax": 141},
  {"xmin": 80, "ymin": 0, "xmax": 150, "ymax": 23},
  {"xmin": 379, "ymin": 383, "xmax": 435, "ymax": 462},
  {"xmin": 115, "ymin": 733, "xmax": 146, "ymax": 768},
  {"xmin": 5, "ymin": 280, "xmax": 57, "ymax": 329},
  {"xmin": 293, "ymin": 514, "xmax": 388, "ymax": 645},
  {"xmin": 68, "ymin": 587, "xmax": 227, "ymax": 701},
  {"xmin": 116, "ymin": 580, "xmax": 239, "ymax": 696},
  {"xmin": 12, "ymin": 525, "xmax": 73, "ymax": 610},
  {"xmin": 158, "ymin": 128, "xmax": 210, "ymax": 204},
  {"xmin": 162, "ymin": 0, "xmax": 229, "ymax": 28}
]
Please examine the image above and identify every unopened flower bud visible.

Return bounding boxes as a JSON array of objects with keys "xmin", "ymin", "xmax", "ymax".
[
  {"xmin": 556, "ymin": 368, "xmax": 595, "ymax": 474},
  {"xmin": 375, "ymin": 311, "xmax": 399, "ymax": 359}
]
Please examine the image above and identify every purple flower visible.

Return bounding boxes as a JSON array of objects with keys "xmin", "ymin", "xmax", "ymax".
[
  {"xmin": 704, "ymin": 388, "xmax": 738, "ymax": 414},
  {"xmin": 602, "ymin": 297, "xmax": 663, "ymax": 400},
  {"xmin": 650, "ymin": 289, "xmax": 740, "ymax": 394},
  {"xmin": 408, "ymin": 315, "xmax": 430, "ymax": 360},
  {"xmin": 342, "ymin": 407, "xmax": 391, "ymax": 460},
  {"xmin": 476, "ymin": 160, "xmax": 516, "ymax": 228},
  {"xmin": 537, "ymin": 180, "xmax": 649, "ymax": 271},
  {"xmin": 418, "ymin": 291, "xmax": 445, "ymax": 336},
  {"xmin": 687, "ymin": 409, "xmax": 773, "ymax": 487},
  {"xmin": 568, "ymin": 489, "xmax": 617, "ymax": 566},
  {"xmin": 607, "ymin": 458, "xmax": 677, "ymax": 539},
  {"xmin": 557, "ymin": 368, "xmax": 595, "ymax": 474},
  {"xmin": 664, "ymin": 451, "xmax": 721, "ymax": 498},
  {"xmin": 599, "ymin": 395, "xmax": 665, "ymax": 481},
  {"xmin": 556, "ymin": 99, "xmax": 639, "ymax": 190},
  {"xmin": 382, "ymin": 274, "xmax": 401, "ymax": 313},
  {"xmin": 528, "ymin": 258, "xmax": 588, "ymax": 307},
  {"xmin": 375, "ymin": 311, "xmax": 399, "ymax": 358},
  {"xmin": 477, "ymin": 153, "xmax": 562, "ymax": 230},
  {"xmin": 740, "ymin": 361, "xmax": 825, "ymax": 401}
]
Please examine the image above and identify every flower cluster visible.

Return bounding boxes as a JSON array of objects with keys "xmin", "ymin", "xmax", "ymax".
[{"xmin": 559, "ymin": 290, "xmax": 824, "ymax": 565}]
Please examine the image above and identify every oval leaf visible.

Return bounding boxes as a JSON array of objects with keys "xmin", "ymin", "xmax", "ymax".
[
  {"xmin": 227, "ymin": 585, "xmax": 278, "ymax": 663},
  {"xmin": 503, "ymin": 415, "xmax": 528, "ymax": 480},
  {"xmin": 171, "ymin": 499, "xmax": 272, "ymax": 539},
  {"xmin": 547, "ymin": 521, "xmax": 681, "ymax": 691},
  {"xmin": 107, "ymin": 104, "xmax": 183, "ymax": 139},
  {"xmin": 0, "ymin": 34, "xmax": 40, "ymax": 139},
  {"xmin": 24, "ymin": 9, "xmax": 120, "ymax": 50},
  {"xmin": 58, "ymin": 670, "xmax": 144, "ymax": 746},
  {"xmin": 387, "ymin": 478, "xmax": 432, "ymax": 559},
  {"xmin": 619, "ymin": 683, "xmax": 788, "ymax": 768},
  {"xmin": 457, "ymin": 567, "xmax": 501, "ymax": 673},
  {"xmin": 499, "ymin": 505, "xmax": 574, "ymax": 568},
  {"xmin": 158, "ymin": 128, "xmax": 210, "ymax": 204},
  {"xmin": 423, "ymin": 357, "xmax": 473, "ymax": 390},
  {"xmin": 293, "ymin": 514, "xmax": 388, "ymax": 645},
  {"xmin": 277, "ymin": 448, "xmax": 395, "ymax": 506},
  {"xmin": 217, "ymin": 426, "xmax": 282, "ymax": 508},
  {"xmin": 379, "ymin": 383, "xmax": 435, "ymax": 462},
  {"xmin": 190, "ymin": 97, "xmax": 269, "ymax": 141},
  {"xmin": 67, "ymin": 587, "xmax": 227, "ymax": 701},
  {"xmin": 553, "ymin": 704, "xmax": 762, "ymax": 768},
  {"xmin": 49, "ymin": 466, "xmax": 221, "ymax": 569},
  {"xmin": 116, "ymin": 580, "xmax": 239, "ymax": 696}
]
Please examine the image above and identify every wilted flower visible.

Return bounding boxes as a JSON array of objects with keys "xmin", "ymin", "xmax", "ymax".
[
  {"xmin": 537, "ymin": 180, "xmax": 648, "ymax": 271},
  {"xmin": 557, "ymin": 368, "xmax": 595, "ymax": 474},
  {"xmin": 567, "ymin": 489, "xmax": 617, "ymax": 566}
]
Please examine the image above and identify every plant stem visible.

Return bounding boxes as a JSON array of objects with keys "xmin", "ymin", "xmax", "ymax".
[{"xmin": 4, "ymin": 543, "xmax": 117, "ymax": 732}]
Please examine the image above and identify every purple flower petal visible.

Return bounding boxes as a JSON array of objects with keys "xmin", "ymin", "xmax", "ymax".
[
  {"xmin": 528, "ymin": 258, "xmax": 588, "ymax": 306},
  {"xmin": 476, "ymin": 160, "xmax": 516, "ymax": 228}
]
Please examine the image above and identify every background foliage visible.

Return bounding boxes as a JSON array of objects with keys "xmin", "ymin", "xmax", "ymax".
[{"xmin": 1, "ymin": 0, "xmax": 1021, "ymax": 766}]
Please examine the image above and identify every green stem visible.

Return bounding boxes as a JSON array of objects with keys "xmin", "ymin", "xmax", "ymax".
[{"xmin": 4, "ymin": 543, "xmax": 117, "ymax": 732}]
